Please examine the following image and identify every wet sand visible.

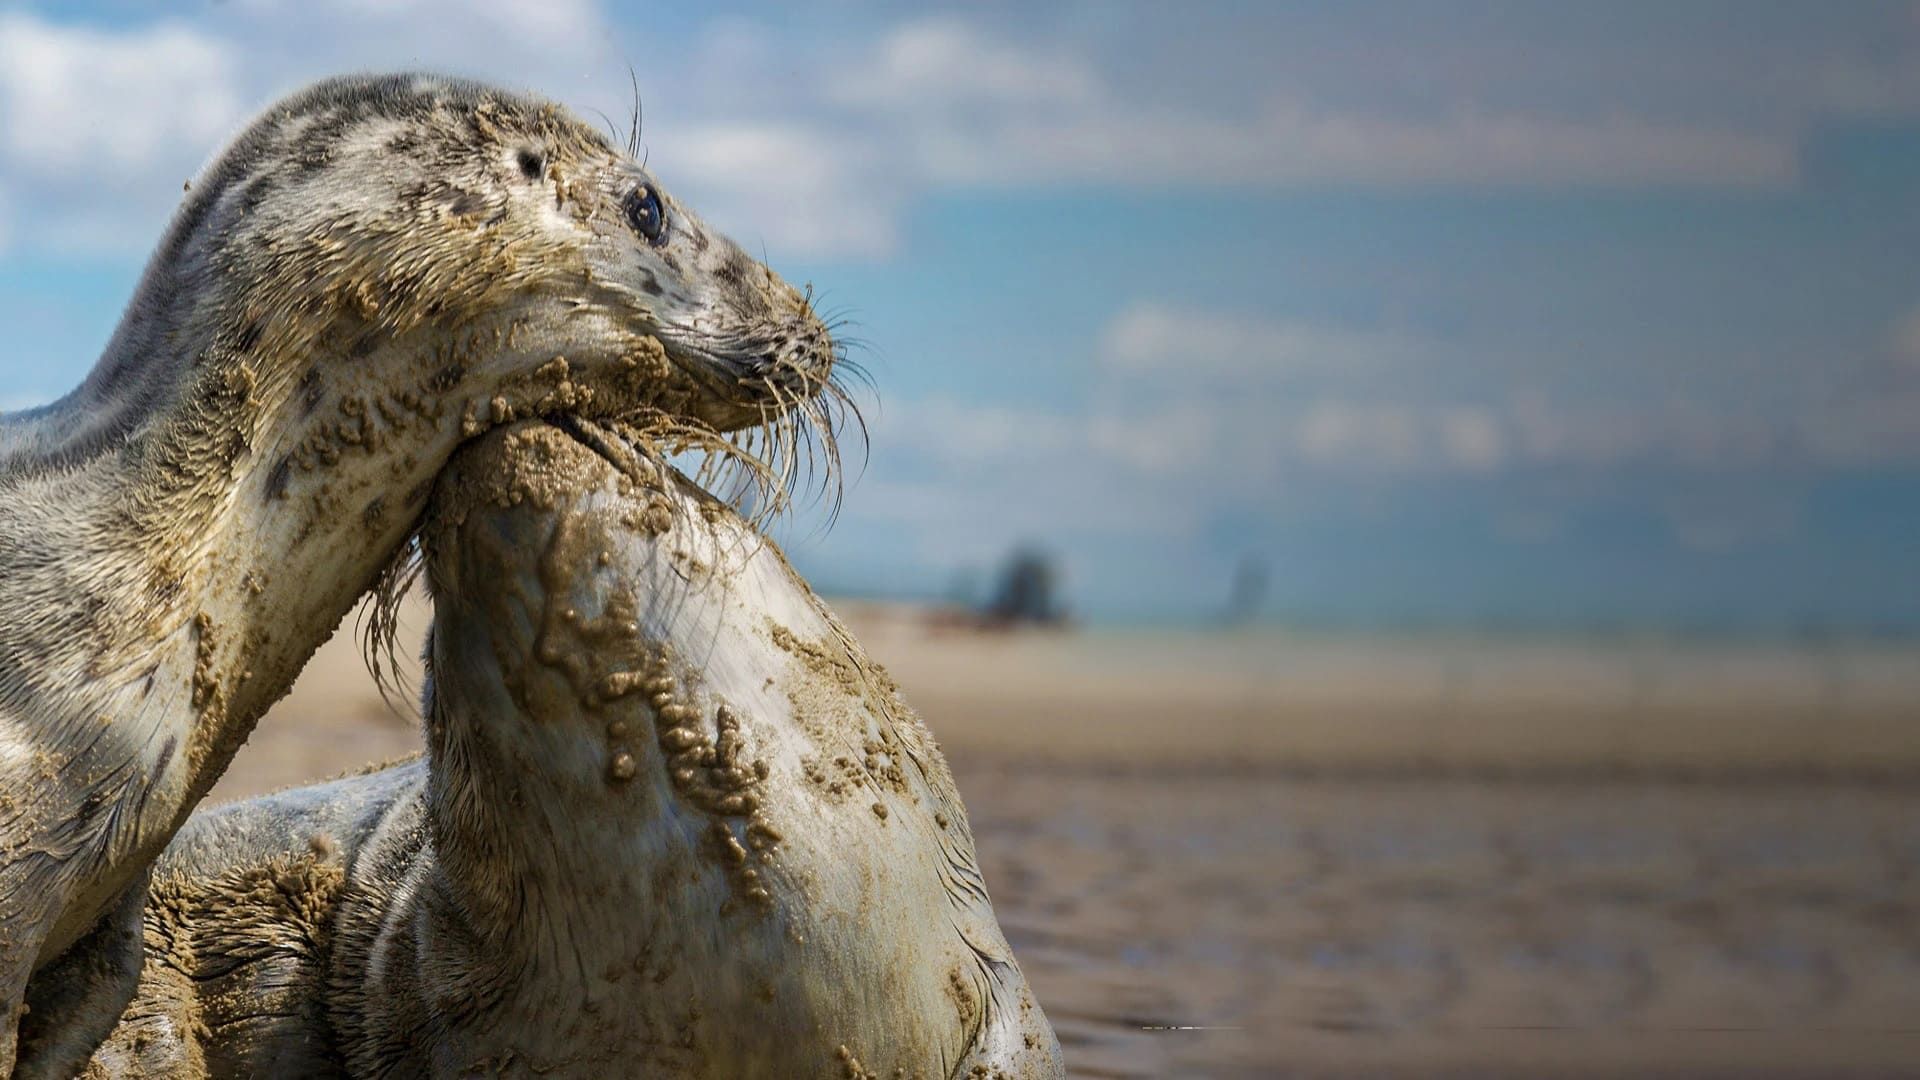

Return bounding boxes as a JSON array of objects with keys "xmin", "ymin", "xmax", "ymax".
[
  {"xmin": 210, "ymin": 596, "xmax": 1920, "ymax": 1076},
  {"xmin": 960, "ymin": 762, "xmax": 1920, "ymax": 1078}
]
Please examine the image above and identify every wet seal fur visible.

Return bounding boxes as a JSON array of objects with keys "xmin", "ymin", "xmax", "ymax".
[
  {"xmin": 0, "ymin": 74, "xmax": 836, "ymax": 1077},
  {"xmin": 86, "ymin": 420, "xmax": 1063, "ymax": 1078}
]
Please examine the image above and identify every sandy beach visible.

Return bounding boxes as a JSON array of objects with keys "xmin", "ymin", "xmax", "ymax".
[{"xmin": 209, "ymin": 594, "xmax": 1920, "ymax": 1077}]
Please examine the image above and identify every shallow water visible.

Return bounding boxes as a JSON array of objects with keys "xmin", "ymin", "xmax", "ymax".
[{"xmin": 952, "ymin": 758, "xmax": 1920, "ymax": 1078}]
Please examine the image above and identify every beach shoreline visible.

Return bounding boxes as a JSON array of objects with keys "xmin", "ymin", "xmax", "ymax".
[{"xmin": 204, "ymin": 594, "xmax": 1920, "ymax": 1076}]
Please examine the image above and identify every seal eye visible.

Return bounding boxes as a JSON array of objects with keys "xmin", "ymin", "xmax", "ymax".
[{"xmin": 624, "ymin": 185, "xmax": 667, "ymax": 247}]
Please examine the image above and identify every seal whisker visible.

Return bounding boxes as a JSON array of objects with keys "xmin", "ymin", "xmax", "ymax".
[
  {"xmin": 361, "ymin": 536, "xmax": 425, "ymax": 714},
  {"xmin": 626, "ymin": 66, "xmax": 644, "ymax": 161},
  {"xmin": 586, "ymin": 107, "xmax": 623, "ymax": 149}
]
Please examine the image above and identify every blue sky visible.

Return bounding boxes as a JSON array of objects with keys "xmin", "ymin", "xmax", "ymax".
[{"xmin": 2, "ymin": 2, "xmax": 1919, "ymax": 630}]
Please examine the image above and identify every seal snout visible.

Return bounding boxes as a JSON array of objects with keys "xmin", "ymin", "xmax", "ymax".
[
  {"xmin": 709, "ymin": 264, "xmax": 838, "ymax": 404},
  {"xmin": 761, "ymin": 291, "xmax": 837, "ymax": 395}
]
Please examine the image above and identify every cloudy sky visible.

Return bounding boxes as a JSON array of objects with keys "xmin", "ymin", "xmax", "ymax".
[{"xmin": 3, "ymin": 1, "xmax": 1918, "ymax": 629}]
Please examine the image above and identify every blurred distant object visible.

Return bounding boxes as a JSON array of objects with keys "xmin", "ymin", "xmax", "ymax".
[
  {"xmin": 1222, "ymin": 554, "xmax": 1270, "ymax": 627},
  {"xmin": 981, "ymin": 545, "xmax": 1067, "ymax": 628}
]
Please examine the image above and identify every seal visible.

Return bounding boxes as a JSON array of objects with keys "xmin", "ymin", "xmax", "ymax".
[
  {"xmin": 0, "ymin": 73, "xmax": 841, "ymax": 1077},
  {"xmin": 85, "ymin": 419, "xmax": 1064, "ymax": 1078}
]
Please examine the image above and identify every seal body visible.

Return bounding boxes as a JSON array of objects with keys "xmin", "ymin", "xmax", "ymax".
[
  {"xmin": 0, "ymin": 74, "xmax": 834, "ymax": 1076},
  {"xmin": 88, "ymin": 421, "xmax": 1063, "ymax": 1078}
]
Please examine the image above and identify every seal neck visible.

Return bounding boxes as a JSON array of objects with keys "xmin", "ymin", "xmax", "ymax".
[{"xmin": 0, "ymin": 290, "xmax": 526, "ymax": 912}]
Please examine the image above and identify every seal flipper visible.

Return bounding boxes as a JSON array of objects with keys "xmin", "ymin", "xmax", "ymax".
[{"xmin": 12, "ymin": 875, "xmax": 149, "ymax": 1079}]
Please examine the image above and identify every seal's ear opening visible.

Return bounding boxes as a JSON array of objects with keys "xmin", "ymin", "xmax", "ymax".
[{"xmin": 515, "ymin": 148, "xmax": 545, "ymax": 181}]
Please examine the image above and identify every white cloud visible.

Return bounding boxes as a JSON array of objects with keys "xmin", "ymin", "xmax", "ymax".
[
  {"xmin": 868, "ymin": 399, "xmax": 1080, "ymax": 469},
  {"xmin": 643, "ymin": 14, "xmax": 1800, "ymax": 256},
  {"xmin": 1256, "ymin": 105, "xmax": 1794, "ymax": 189},
  {"xmin": 668, "ymin": 124, "xmax": 901, "ymax": 259},
  {"xmin": 0, "ymin": 13, "xmax": 245, "ymax": 256},
  {"xmin": 1091, "ymin": 303, "xmax": 1501, "ymax": 479},
  {"xmin": 1506, "ymin": 392, "xmax": 1920, "ymax": 472},
  {"xmin": 0, "ymin": 9, "xmax": 1823, "ymax": 262},
  {"xmin": 230, "ymin": 0, "xmax": 606, "ymax": 58},
  {"xmin": 853, "ymin": 399, "xmax": 1221, "ymax": 569},
  {"xmin": 424, "ymin": 0, "xmax": 601, "ymax": 49},
  {"xmin": 1293, "ymin": 401, "xmax": 1508, "ymax": 473},
  {"xmin": 1100, "ymin": 303, "xmax": 1422, "ymax": 382},
  {"xmin": 0, "ymin": 14, "xmax": 243, "ymax": 177},
  {"xmin": 1438, "ymin": 407, "xmax": 1507, "ymax": 471},
  {"xmin": 816, "ymin": 17, "xmax": 1795, "ymax": 197},
  {"xmin": 898, "ymin": 100, "xmax": 1796, "ymax": 192},
  {"xmin": 826, "ymin": 16, "xmax": 1099, "ymax": 113},
  {"xmin": 1086, "ymin": 404, "xmax": 1249, "ymax": 478},
  {"xmin": 1795, "ymin": 390, "xmax": 1920, "ymax": 467},
  {"xmin": 1030, "ymin": 302, "xmax": 1920, "ymax": 485},
  {"xmin": 830, "ymin": 294, "xmax": 1920, "ymax": 577},
  {"xmin": 1894, "ymin": 306, "xmax": 1920, "ymax": 369}
]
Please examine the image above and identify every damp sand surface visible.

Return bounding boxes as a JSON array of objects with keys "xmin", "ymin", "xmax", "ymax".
[{"xmin": 211, "ymin": 596, "xmax": 1920, "ymax": 1076}]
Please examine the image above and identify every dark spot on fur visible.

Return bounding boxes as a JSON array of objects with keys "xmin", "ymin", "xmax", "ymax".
[
  {"xmin": 230, "ymin": 319, "xmax": 264, "ymax": 354},
  {"xmin": 298, "ymin": 368, "xmax": 326, "ymax": 414},
  {"xmin": 289, "ymin": 107, "xmax": 359, "ymax": 173},
  {"xmin": 151, "ymin": 575, "xmax": 182, "ymax": 609},
  {"xmin": 517, "ymin": 148, "xmax": 544, "ymax": 179},
  {"xmin": 445, "ymin": 190, "xmax": 487, "ymax": 218},
  {"xmin": 266, "ymin": 455, "xmax": 293, "ymax": 501},
  {"xmin": 153, "ymin": 735, "xmax": 178, "ymax": 775},
  {"xmin": 238, "ymin": 173, "xmax": 278, "ymax": 215},
  {"xmin": 425, "ymin": 363, "xmax": 467, "ymax": 393},
  {"xmin": 81, "ymin": 591, "xmax": 106, "ymax": 628}
]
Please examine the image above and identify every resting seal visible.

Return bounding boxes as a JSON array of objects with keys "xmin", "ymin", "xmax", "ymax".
[
  {"xmin": 86, "ymin": 419, "xmax": 1063, "ymax": 1078},
  {"xmin": 0, "ymin": 74, "xmax": 837, "ymax": 1076}
]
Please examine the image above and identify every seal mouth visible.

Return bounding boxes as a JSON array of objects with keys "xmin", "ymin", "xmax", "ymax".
[
  {"xmin": 640, "ymin": 316, "xmax": 866, "ymax": 525},
  {"xmin": 657, "ymin": 327, "xmax": 841, "ymax": 433},
  {"xmin": 553, "ymin": 414, "xmax": 654, "ymax": 484},
  {"xmin": 552, "ymin": 401, "xmax": 837, "ymax": 535},
  {"xmin": 646, "ymin": 275, "xmax": 851, "ymax": 435}
]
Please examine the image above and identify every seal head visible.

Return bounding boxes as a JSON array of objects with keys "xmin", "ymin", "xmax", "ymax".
[{"xmin": 0, "ymin": 73, "xmax": 843, "ymax": 1077}]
